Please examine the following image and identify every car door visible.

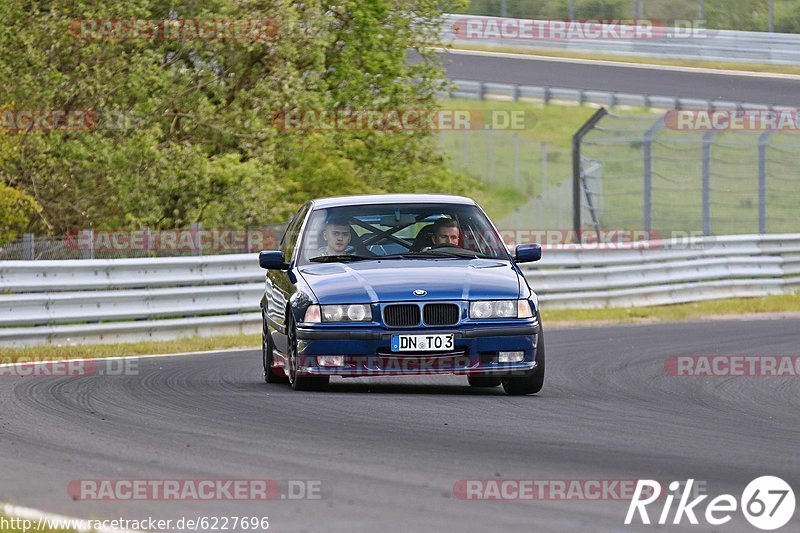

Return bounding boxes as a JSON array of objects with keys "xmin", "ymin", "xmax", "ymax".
[{"xmin": 267, "ymin": 202, "xmax": 311, "ymax": 355}]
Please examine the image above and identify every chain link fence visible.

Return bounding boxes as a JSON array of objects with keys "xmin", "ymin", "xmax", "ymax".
[
  {"xmin": 578, "ymin": 111, "xmax": 800, "ymax": 236},
  {"xmin": 438, "ymin": 129, "xmax": 575, "ymax": 230},
  {"xmin": 438, "ymin": 107, "xmax": 799, "ymax": 238},
  {"xmin": 5, "ymin": 109, "xmax": 797, "ymax": 260}
]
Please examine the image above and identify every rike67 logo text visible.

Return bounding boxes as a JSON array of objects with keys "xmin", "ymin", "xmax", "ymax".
[{"xmin": 626, "ymin": 477, "xmax": 795, "ymax": 530}]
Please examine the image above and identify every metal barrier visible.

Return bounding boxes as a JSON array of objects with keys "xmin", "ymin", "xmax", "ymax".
[
  {"xmin": 449, "ymin": 78, "xmax": 788, "ymax": 112},
  {"xmin": 1, "ymin": 234, "xmax": 798, "ymax": 346},
  {"xmin": 529, "ymin": 234, "xmax": 800, "ymax": 308},
  {"xmin": 443, "ymin": 14, "xmax": 800, "ymax": 66}
]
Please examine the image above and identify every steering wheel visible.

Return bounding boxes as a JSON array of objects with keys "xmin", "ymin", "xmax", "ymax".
[{"xmin": 429, "ymin": 243, "xmax": 461, "ymax": 250}]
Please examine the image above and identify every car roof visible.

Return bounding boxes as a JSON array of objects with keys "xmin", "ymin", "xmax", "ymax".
[{"xmin": 311, "ymin": 194, "xmax": 477, "ymax": 209}]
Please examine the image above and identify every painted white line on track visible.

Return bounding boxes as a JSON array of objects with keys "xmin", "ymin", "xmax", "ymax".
[
  {"xmin": 2, "ymin": 502, "xmax": 140, "ymax": 533},
  {"xmin": 440, "ymin": 47, "xmax": 800, "ymax": 80}
]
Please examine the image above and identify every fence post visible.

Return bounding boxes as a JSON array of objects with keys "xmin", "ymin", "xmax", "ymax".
[
  {"xmin": 702, "ymin": 130, "xmax": 717, "ymax": 236},
  {"xmin": 191, "ymin": 222, "xmax": 202, "ymax": 256},
  {"xmin": 643, "ymin": 116, "xmax": 666, "ymax": 233},
  {"xmin": 487, "ymin": 128, "xmax": 494, "ymax": 183},
  {"xmin": 144, "ymin": 227, "xmax": 152, "ymax": 255},
  {"xmin": 540, "ymin": 142, "xmax": 548, "ymax": 195},
  {"xmin": 461, "ymin": 129, "xmax": 469, "ymax": 167},
  {"xmin": 758, "ymin": 130, "xmax": 776, "ymax": 234},
  {"xmin": 81, "ymin": 229, "xmax": 94, "ymax": 260},
  {"xmin": 572, "ymin": 108, "xmax": 608, "ymax": 241},
  {"xmin": 513, "ymin": 133, "xmax": 520, "ymax": 189},
  {"xmin": 478, "ymin": 81, "xmax": 486, "ymax": 100},
  {"xmin": 22, "ymin": 233, "xmax": 34, "ymax": 260}
]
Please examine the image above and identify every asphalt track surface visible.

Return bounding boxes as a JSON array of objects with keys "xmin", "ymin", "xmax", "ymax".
[
  {"xmin": 441, "ymin": 50, "xmax": 800, "ymax": 107},
  {"xmin": 1, "ymin": 318, "xmax": 799, "ymax": 532}
]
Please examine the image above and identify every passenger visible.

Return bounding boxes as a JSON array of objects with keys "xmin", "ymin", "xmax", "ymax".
[{"xmin": 318, "ymin": 217, "xmax": 355, "ymax": 256}]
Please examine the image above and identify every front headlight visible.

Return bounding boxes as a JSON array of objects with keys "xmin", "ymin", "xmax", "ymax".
[
  {"xmin": 309, "ymin": 304, "xmax": 372, "ymax": 323},
  {"xmin": 469, "ymin": 300, "xmax": 533, "ymax": 319}
]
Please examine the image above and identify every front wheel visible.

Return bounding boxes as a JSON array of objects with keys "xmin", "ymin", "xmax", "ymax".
[
  {"xmin": 501, "ymin": 334, "xmax": 545, "ymax": 396},
  {"xmin": 287, "ymin": 315, "xmax": 329, "ymax": 392},
  {"xmin": 467, "ymin": 376, "xmax": 502, "ymax": 388},
  {"xmin": 262, "ymin": 311, "xmax": 288, "ymax": 384}
]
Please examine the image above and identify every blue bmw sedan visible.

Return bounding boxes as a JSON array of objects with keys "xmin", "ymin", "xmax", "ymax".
[{"xmin": 259, "ymin": 194, "xmax": 544, "ymax": 395}]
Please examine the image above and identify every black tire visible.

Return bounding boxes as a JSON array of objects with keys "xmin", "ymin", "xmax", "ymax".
[
  {"xmin": 467, "ymin": 376, "xmax": 502, "ymax": 388},
  {"xmin": 287, "ymin": 314, "xmax": 329, "ymax": 392},
  {"xmin": 262, "ymin": 311, "xmax": 289, "ymax": 384},
  {"xmin": 501, "ymin": 333, "xmax": 545, "ymax": 396}
]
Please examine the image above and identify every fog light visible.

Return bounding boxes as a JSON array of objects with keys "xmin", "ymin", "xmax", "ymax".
[
  {"xmin": 498, "ymin": 351, "xmax": 524, "ymax": 363},
  {"xmin": 317, "ymin": 355, "xmax": 345, "ymax": 367}
]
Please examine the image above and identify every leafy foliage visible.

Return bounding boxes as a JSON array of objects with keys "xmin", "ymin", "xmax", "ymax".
[
  {"xmin": 0, "ymin": 183, "xmax": 42, "ymax": 244},
  {"xmin": 0, "ymin": 0, "xmax": 471, "ymax": 235}
]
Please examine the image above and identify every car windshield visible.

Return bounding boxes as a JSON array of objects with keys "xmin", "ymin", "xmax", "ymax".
[{"xmin": 298, "ymin": 203, "xmax": 509, "ymax": 265}]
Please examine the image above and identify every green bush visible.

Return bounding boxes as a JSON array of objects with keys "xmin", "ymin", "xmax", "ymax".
[
  {"xmin": 0, "ymin": 0, "xmax": 471, "ymax": 235},
  {"xmin": 0, "ymin": 183, "xmax": 41, "ymax": 244}
]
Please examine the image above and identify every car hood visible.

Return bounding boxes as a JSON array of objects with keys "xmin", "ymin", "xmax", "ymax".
[{"xmin": 298, "ymin": 259, "xmax": 522, "ymax": 303}]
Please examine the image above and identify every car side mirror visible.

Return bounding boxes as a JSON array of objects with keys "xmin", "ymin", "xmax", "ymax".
[
  {"xmin": 259, "ymin": 250, "xmax": 289, "ymax": 270},
  {"xmin": 515, "ymin": 243, "xmax": 542, "ymax": 263}
]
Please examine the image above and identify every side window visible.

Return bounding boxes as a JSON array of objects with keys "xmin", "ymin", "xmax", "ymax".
[
  {"xmin": 279, "ymin": 216, "xmax": 297, "ymax": 250},
  {"xmin": 282, "ymin": 203, "xmax": 311, "ymax": 262}
]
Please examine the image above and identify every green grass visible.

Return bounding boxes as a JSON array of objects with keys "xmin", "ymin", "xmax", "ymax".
[
  {"xmin": 450, "ymin": 42, "xmax": 800, "ymax": 76},
  {"xmin": 438, "ymin": 98, "xmax": 800, "ymax": 234},
  {"xmin": 471, "ymin": 182, "xmax": 529, "ymax": 221},
  {"xmin": 543, "ymin": 292, "xmax": 800, "ymax": 324},
  {"xmin": 0, "ymin": 334, "xmax": 259, "ymax": 363},
  {"xmin": 581, "ymin": 121, "xmax": 800, "ymax": 234},
  {"xmin": 437, "ymin": 100, "xmax": 654, "ymax": 221},
  {"xmin": 1, "ymin": 294, "xmax": 798, "ymax": 361}
]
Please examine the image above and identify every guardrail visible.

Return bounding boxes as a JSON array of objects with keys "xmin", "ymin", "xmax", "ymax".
[
  {"xmin": 529, "ymin": 235, "xmax": 800, "ymax": 308},
  {"xmin": 449, "ymin": 78, "xmax": 791, "ymax": 112},
  {"xmin": 443, "ymin": 14, "xmax": 800, "ymax": 65},
  {"xmin": 1, "ymin": 234, "xmax": 798, "ymax": 346}
]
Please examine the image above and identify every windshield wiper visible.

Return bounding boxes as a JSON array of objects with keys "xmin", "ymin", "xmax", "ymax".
[
  {"xmin": 309, "ymin": 254, "xmax": 373, "ymax": 263},
  {"xmin": 381, "ymin": 249, "xmax": 494, "ymax": 260},
  {"xmin": 379, "ymin": 251, "xmax": 454, "ymax": 259}
]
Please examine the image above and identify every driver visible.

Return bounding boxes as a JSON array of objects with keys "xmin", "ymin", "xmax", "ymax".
[
  {"xmin": 318, "ymin": 217, "xmax": 355, "ymax": 256},
  {"xmin": 430, "ymin": 217, "xmax": 460, "ymax": 247}
]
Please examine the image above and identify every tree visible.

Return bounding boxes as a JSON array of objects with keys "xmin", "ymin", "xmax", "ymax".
[
  {"xmin": 0, "ymin": 183, "xmax": 42, "ymax": 244},
  {"xmin": 0, "ymin": 0, "xmax": 470, "ymax": 235}
]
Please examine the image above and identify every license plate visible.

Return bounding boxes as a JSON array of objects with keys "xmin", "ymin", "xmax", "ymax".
[{"xmin": 391, "ymin": 333, "xmax": 454, "ymax": 352}]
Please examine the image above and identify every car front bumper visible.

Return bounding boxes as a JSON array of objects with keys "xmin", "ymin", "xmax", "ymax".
[{"xmin": 294, "ymin": 323, "xmax": 540, "ymax": 378}]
